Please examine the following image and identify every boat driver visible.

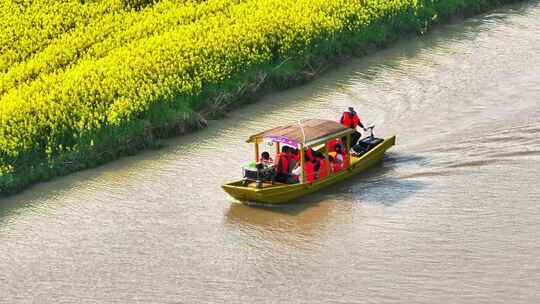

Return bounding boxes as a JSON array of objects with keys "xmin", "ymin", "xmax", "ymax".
[{"xmin": 340, "ymin": 107, "xmax": 367, "ymax": 145}]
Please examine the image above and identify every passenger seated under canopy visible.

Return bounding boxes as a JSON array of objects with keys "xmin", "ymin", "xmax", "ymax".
[
  {"xmin": 274, "ymin": 146, "xmax": 298, "ymax": 184},
  {"xmin": 259, "ymin": 151, "xmax": 273, "ymax": 166},
  {"xmin": 329, "ymin": 143, "xmax": 347, "ymax": 172}
]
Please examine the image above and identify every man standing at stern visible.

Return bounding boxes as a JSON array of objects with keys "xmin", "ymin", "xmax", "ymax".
[{"xmin": 340, "ymin": 107, "xmax": 366, "ymax": 145}]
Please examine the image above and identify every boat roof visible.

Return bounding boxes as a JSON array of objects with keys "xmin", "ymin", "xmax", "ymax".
[{"xmin": 247, "ymin": 119, "xmax": 354, "ymax": 147}]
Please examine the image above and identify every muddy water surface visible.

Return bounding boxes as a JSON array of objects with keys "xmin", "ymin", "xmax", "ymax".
[{"xmin": 1, "ymin": 2, "xmax": 540, "ymax": 303}]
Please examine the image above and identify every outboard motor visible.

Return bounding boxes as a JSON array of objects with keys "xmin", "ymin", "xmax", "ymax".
[{"xmin": 351, "ymin": 124, "xmax": 384, "ymax": 157}]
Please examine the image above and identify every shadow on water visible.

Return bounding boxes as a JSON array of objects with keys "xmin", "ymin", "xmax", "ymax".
[
  {"xmin": 226, "ymin": 200, "xmax": 324, "ymax": 226},
  {"xmin": 348, "ymin": 175, "xmax": 429, "ymax": 206},
  {"xmin": 324, "ymin": 154, "xmax": 431, "ymax": 206},
  {"xmin": 224, "ymin": 199, "xmax": 348, "ymax": 249}
]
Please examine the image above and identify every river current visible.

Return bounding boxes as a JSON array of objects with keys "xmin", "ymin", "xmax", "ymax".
[{"xmin": 1, "ymin": 2, "xmax": 539, "ymax": 303}]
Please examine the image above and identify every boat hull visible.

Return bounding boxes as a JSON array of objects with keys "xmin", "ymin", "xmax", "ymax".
[{"xmin": 222, "ymin": 135, "xmax": 396, "ymax": 204}]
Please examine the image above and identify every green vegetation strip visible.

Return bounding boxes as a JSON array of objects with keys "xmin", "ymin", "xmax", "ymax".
[{"xmin": 0, "ymin": 0, "xmax": 522, "ymax": 195}]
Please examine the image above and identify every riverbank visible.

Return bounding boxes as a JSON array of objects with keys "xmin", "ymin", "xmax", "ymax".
[{"xmin": 0, "ymin": 0, "xmax": 526, "ymax": 196}]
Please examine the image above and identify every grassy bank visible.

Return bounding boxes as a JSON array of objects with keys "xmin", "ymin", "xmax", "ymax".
[{"xmin": 0, "ymin": 0, "xmax": 524, "ymax": 196}]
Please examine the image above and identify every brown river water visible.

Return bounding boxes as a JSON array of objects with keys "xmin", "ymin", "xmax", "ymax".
[{"xmin": 1, "ymin": 2, "xmax": 540, "ymax": 303}]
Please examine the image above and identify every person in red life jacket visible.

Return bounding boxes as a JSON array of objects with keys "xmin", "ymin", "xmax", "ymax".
[
  {"xmin": 290, "ymin": 147, "xmax": 317, "ymax": 183},
  {"xmin": 327, "ymin": 138, "xmax": 341, "ymax": 153},
  {"xmin": 327, "ymin": 154, "xmax": 336, "ymax": 174},
  {"xmin": 290, "ymin": 147, "xmax": 304, "ymax": 181},
  {"xmin": 312, "ymin": 156, "xmax": 321, "ymax": 180},
  {"xmin": 331, "ymin": 143, "xmax": 347, "ymax": 171},
  {"xmin": 273, "ymin": 146, "xmax": 300, "ymax": 184},
  {"xmin": 315, "ymin": 151, "xmax": 327, "ymax": 179},
  {"xmin": 340, "ymin": 107, "xmax": 366, "ymax": 145},
  {"xmin": 304, "ymin": 158, "xmax": 315, "ymax": 183},
  {"xmin": 274, "ymin": 146, "xmax": 290, "ymax": 183},
  {"xmin": 291, "ymin": 148, "xmax": 299, "ymax": 168},
  {"xmin": 300, "ymin": 155, "xmax": 320, "ymax": 183},
  {"xmin": 288, "ymin": 148, "xmax": 299, "ymax": 179},
  {"xmin": 305, "ymin": 147, "xmax": 315, "ymax": 162}
]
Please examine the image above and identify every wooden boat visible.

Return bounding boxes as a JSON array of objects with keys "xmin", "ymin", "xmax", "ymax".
[{"xmin": 222, "ymin": 119, "xmax": 395, "ymax": 204}]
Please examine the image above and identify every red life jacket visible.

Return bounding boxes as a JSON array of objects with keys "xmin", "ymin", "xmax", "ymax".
[
  {"xmin": 330, "ymin": 151, "xmax": 347, "ymax": 171},
  {"xmin": 319, "ymin": 159, "xmax": 327, "ymax": 179},
  {"xmin": 327, "ymin": 139, "xmax": 340, "ymax": 152},
  {"xmin": 305, "ymin": 148, "xmax": 314, "ymax": 162},
  {"xmin": 340, "ymin": 111, "xmax": 360, "ymax": 129},
  {"xmin": 276, "ymin": 153, "xmax": 289, "ymax": 175},
  {"xmin": 293, "ymin": 152, "xmax": 299, "ymax": 163},
  {"xmin": 305, "ymin": 161, "xmax": 315, "ymax": 183}
]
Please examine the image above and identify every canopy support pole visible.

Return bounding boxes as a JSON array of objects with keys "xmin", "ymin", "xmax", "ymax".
[
  {"xmin": 254, "ymin": 143, "xmax": 259, "ymax": 162},
  {"xmin": 300, "ymin": 144, "xmax": 305, "ymax": 184},
  {"xmin": 324, "ymin": 144, "xmax": 329, "ymax": 177},
  {"xmin": 275, "ymin": 142, "xmax": 280, "ymax": 158},
  {"xmin": 346, "ymin": 134, "xmax": 351, "ymax": 169}
]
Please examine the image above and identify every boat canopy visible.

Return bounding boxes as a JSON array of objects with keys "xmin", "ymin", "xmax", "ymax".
[{"xmin": 247, "ymin": 119, "xmax": 354, "ymax": 147}]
